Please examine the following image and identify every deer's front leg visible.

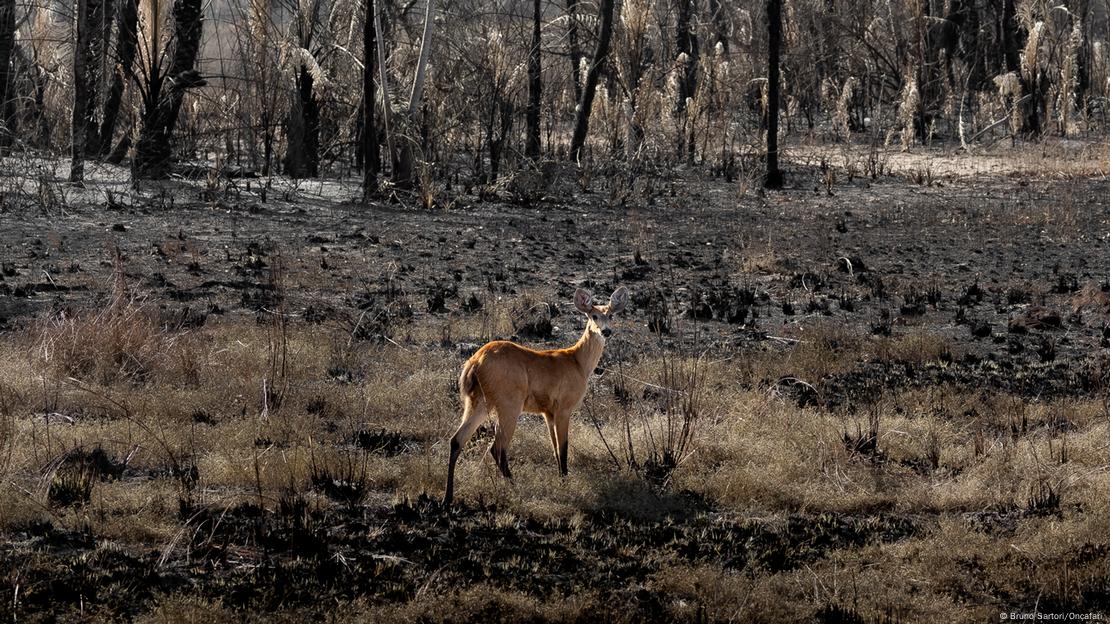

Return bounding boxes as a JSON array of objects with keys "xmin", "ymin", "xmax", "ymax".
[
  {"xmin": 544, "ymin": 413, "xmax": 559, "ymax": 466},
  {"xmin": 554, "ymin": 411, "xmax": 571, "ymax": 477}
]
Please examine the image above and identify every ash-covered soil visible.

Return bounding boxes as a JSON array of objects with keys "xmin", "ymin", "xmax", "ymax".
[
  {"xmin": 2, "ymin": 151, "xmax": 1110, "ymax": 621},
  {"xmin": 3, "ymin": 494, "xmax": 928, "ymax": 620},
  {"xmin": 3, "ymin": 158, "xmax": 1108, "ymax": 396}
]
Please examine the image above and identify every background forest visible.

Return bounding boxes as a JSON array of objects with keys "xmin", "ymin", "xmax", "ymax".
[{"xmin": 0, "ymin": 0, "xmax": 1106, "ymax": 189}]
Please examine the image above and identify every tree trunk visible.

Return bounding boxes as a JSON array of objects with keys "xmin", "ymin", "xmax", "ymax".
[
  {"xmin": 568, "ymin": 0, "xmax": 616, "ymax": 163},
  {"xmin": 0, "ymin": 0, "xmax": 16, "ymax": 153},
  {"xmin": 83, "ymin": 0, "xmax": 111, "ymax": 155},
  {"xmin": 382, "ymin": 0, "xmax": 434, "ymax": 188},
  {"xmin": 764, "ymin": 0, "xmax": 783, "ymax": 189},
  {"xmin": 999, "ymin": 0, "xmax": 1039, "ymax": 134},
  {"xmin": 914, "ymin": 0, "xmax": 928, "ymax": 141},
  {"xmin": 489, "ymin": 96, "xmax": 513, "ymax": 180},
  {"xmin": 525, "ymin": 0, "xmax": 541, "ymax": 158},
  {"xmin": 12, "ymin": 47, "xmax": 50, "ymax": 148},
  {"xmin": 107, "ymin": 135, "xmax": 131, "ymax": 164},
  {"xmin": 373, "ymin": 3, "xmax": 396, "ymax": 180},
  {"xmin": 71, "ymin": 0, "xmax": 91, "ymax": 184},
  {"xmin": 674, "ymin": 0, "xmax": 697, "ymax": 113},
  {"xmin": 133, "ymin": 0, "xmax": 205, "ymax": 179},
  {"xmin": 567, "ymin": 0, "xmax": 582, "ymax": 104},
  {"xmin": 96, "ymin": 0, "xmax": 138, "ymax": 158},
  {"xmin": 706, "ymin": 0, "xmax": 728, "ymax": 53},
  {"xmin": 362, "ymin": 0, "xmax": 378, "ymax": 196},
  {"xmin": 408, "ymin": 0, "xmax": 434, "ymax": 117},
  {"xmin": 1000, "ymin": 0, "xmax": 1020, "ymax": 72},
  {"xmin": 283, "ymin": 65, "xmax": 320, "ymax": 178}
]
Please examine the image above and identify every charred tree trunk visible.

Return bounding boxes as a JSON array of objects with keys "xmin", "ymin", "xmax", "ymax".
[
  {"xmin": 385, "ymin": 0, "xmax": 435, "ymax": 189},
  {"xmin": 0, "ymin": 0, "xmax": 16, "ymax": 153},
  {"xmin": 13, "ymin": 48, "xmax": 50, "ymax": 149},
  {"xmin": 674, "ymin": 0, "xmax": 697, "ymax": 113},
  {"xmin": 706, "ymin": 0, "xmax": 728, "ymax": 53},
  {"xmin": 284, "ymin": 65, "xmax": 320, "ymax": 178},
  {"xmin": 764, "ymin": 0, "xmax": 783, "ymax": 189},
  {"xmin": 133, "ymin": 0, "xmax": 205, "ymax": 179},
  {"xmin": 97, "ymin": 0, "xmax": 138, "ymax": 158},
  {"xmin": 567, "ymin": 0, "xmax": 582, "ymax": 104},
  {"xmin": 373, "ymin": 3, "xmax": 396, "ymax": 181},
  {"xmin": 489, "ymin": 96, "xmax": 513, "ymax": 180},
  {"xmin": 362, "ymin": 0, "xmax": 378, "ymax": 195},
  {"xmin": 1000, "ymin": 0, "xmax": 1020, "ymax": 73},
  {"xmin": 525, "ymin": 0, "xmax": 541, "ymax": 158},
  {"xmin": 568, "ymin": 0, "xmax": 616, "ymax": 163},
  {"xmin": 71, "ymin": 0, "xmax": 91, "ymax": 184},
  {"xmin": 915, "ymin": 0, "xmax": 929, "ymax": 141},
  {"xmin": 83, "ymin": 0, "xmax": 112, "ymax": 155},
  {"xmin": 999, "ymin": 0, "xmax": 1039, "ymax": 134}
]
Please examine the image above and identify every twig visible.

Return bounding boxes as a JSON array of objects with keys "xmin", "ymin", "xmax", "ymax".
[
  {"xmin": 8, "ymin": 479, "xmax": 65, "ymax": 522},
  {"xmin": 584, "ymin": 401, "xmax": 622, "ymax": 470},
  {"xmin": 384, "ymin": 336, "xmax": 412, "ymax": 352},
  {"xmin": 596, "ymin": 366, "xmax": 685, "ymax": 394},
  {"xmin": 347, "ymin": 309, "xmax": 367, "ymax": 347},
  {"xmin": 964, "ymin": 95, "xmax": 1032, "ymax": 148},
  {"xmin": 60, "ymin": 376, "xmax": 180, "ymax": 469}
]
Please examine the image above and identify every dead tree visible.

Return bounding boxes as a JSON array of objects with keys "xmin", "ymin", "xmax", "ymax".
[
  {"xmin": 569, "ymin": 0, "xmax": 616, "ymax": 163},
  {"xmin": 674, "ymin": 0, "xmax": 697, "ymax": 113},
  {"xmin": 283, "ymin": 0, "xmax": 325, "ymax": 179},
  {"xmin": 373, "ymin": 3, "xmax": 396, "ymax": 179},
  {"xmin": 567, "ymin": 0, "xmax": 582, "ymax": 103},
  {"xmin": 0, "ymin": 0, "xmax": 16, "ymax": 153},
  {"xmin": 82, "ymin": 0, "xmax": 114, "ymax": 155},
  {"xmin": 98, "ymin": 0, "xmax": 138, "ymax": 159},
  {"xmin": 377, "ymin": 0, "xmax": 434, "ymax": 188},
  {"xmin": 284, "ymin": 65, "xmax": 321, "ymax": 178},
  {"xmin": 72, "ymin": 0, "xmax": 138, "ymax": 168},
  {"xmin": 764, "ymin": 0, "xmax": 783, "ymax": 189},
  {"xmin": 674, "ymin": 0, "xmax": 698, "ymax": 162},
  {"xmin": 706, "ymin": 0, "xmax": 729, "ymax": 53},
  {"xmin": 1000, "ymin": 0, "xmax": 1020, "ymax": 75},
  {"xmin": 72, "ymin": 0, "xmax": 111, "ymax": 171},
  {"xmin": 70, "ymin": 0, "xmax": 91, "ymax": 184},
  {"xmin": 362, "ymin": 0, "xmax": 378, "ymax": 196},
  {"xmin": 133, "ymin": 0, "xmax": 206, "ymax": 179},
  {"xmin": 487, "ymin": 92, "xmax": 513, "ymax": 180},
  {"xmin": 525, "ymin": 0, "xmax": 542, "ymax": 158}
]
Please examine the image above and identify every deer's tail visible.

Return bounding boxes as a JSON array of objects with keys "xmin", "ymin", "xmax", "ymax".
[{"xmin": 459, "ymin": 358, "xmax": 483, "ymax": 405}]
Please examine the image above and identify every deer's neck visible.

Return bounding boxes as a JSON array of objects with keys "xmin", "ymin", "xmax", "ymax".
[{"xmin": 571, "ymin": 325, "xmax": 606, "ymax": 377}]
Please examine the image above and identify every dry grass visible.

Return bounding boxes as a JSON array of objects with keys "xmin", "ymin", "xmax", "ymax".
[
  {"xmin": 800, "ymin": 141, "xmax": 1110, "ymax": 181},
  {"xmin": 34, "ymin": 298, "xmax": 188, "ymax": 386},
  {"xmin": 2, "ymin": 283, "xmax": 1110, "ymax": 621}
]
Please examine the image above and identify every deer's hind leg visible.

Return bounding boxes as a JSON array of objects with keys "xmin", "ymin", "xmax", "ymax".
[
  {"xmin": 443, "ymin": 395, "xmax": 488, "ymax": 506},
  {"xmin": 489, "ymin": 398, "xmax": 521, "ymax": 480}
]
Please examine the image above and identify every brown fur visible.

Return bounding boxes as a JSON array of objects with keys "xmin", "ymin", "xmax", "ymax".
[{"xmin": 443, "ymin": 287, "xmax": 627, "ymax": 506}]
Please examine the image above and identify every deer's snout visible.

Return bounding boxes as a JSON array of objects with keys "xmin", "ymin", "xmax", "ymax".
[{"xmin": 601, "ymin": 328, "xmax": 613, "ymax": 338}]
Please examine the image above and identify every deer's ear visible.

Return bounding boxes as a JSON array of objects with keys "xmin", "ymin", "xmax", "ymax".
[
  {"xmin": 608, "ymin": 287, "xmax": 628, "ymax": 313},
  {"xmin": 573, "ymin": 288, "xmax": 594, "ymax": 313}
]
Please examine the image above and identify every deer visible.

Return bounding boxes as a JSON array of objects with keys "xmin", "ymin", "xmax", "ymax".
[{"xmin": 442, "ymin": 286, "xmax": 629, "ymax": 507}]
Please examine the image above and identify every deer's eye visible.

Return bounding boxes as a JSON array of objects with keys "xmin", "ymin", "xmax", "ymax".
[{"xmin": 591, "ymin": 314, "xmax": 598, "ymax": 320}]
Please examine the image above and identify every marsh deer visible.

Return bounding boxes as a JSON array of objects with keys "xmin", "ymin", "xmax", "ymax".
[{"xmin": 442, "ymin": 286, "xmax": 628, "ymax": 506}]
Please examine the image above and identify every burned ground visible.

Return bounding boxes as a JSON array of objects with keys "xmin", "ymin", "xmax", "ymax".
[{"xmin": 1, "ymin": 145, "xmax": 1109, "ymax": 621}]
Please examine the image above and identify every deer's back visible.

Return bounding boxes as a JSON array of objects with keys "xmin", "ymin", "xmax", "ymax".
[{"xmin": 467, "ymin": 341, "xmax": 586, "ymax": 413}]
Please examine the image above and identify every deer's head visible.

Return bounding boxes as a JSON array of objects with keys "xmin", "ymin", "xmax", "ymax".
[{"xmin": 574, "ymin": 287, "xmax": 628, "ymax": 339}]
